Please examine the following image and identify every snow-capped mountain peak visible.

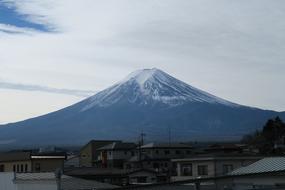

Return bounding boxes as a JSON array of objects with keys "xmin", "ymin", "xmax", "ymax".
[
  {"xmin": 81, "ymin": 68, "xmax": 238, "ymax": 111},
  {"xmin": 120, "ymin": 68, "xmax": 160, "ymax": 86}
]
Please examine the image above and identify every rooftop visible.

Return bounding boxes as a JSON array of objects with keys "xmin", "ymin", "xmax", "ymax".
[
  {"xmin": 140, "ymin": 143, "xmax": 192, "ymax": 149},
  {"xmin": 172, "ymin": 154, "xmax": 263, "ymax": 162},
  {"xmin": 98, "ymin": 142, "xmax": 137, "ymax": 151},
  {"xmin": 0, "ymin": 151, "xmax": 66, "ymax": 162},
  {"xmin": 15, "ymin": 172, "xmax": 119, "ymax": 190},
  {"xmin": 65, "ymin": 167, "xmax": 127, "ymax": 176},
  {"xmin": 230, "ymin": 157, "xmax": 285, "ymax": 176}
]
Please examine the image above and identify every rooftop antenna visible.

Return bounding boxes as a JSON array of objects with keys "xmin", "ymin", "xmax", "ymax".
[
  {"xmin": 168, "ymin": 125, "xmax": 172, "ymax": 147},
  {"xmin": 141, "ymin": 131, "xmax": 146, "ymax": 146}
]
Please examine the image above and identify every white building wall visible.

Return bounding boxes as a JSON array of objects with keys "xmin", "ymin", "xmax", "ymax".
[
  {"xmin": 16, "ymin": 182, "xmax": 56, "ymax": 190},
  {"xmin": 0, "ymin": 172, "xmax": 57, "ymax": 190},
  {"xmin": 0, "ymin": 173, "xmax": 17, "ymax": 190}
]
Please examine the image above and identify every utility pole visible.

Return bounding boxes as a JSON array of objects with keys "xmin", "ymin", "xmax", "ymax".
[
  {"xmin": 138, "ymin": 132, "xmax": 146, "ymax": 168},
  {"xmin": 55, "ymin": 169, "xmax": 62, "ymax": 190}
]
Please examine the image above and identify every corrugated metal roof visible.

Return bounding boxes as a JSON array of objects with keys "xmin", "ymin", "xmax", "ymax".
[
  {"xmin": 16, "ymin": 172, "xmax": 56, "ymax": 180},
  {"xmin": 61, "ymin": 176, "xmax": 119, "ymax": 190},
  {"xmin": 15, "ymin": 172, "xmax": 119, "ymax": 189},
  {"xmin": 64, "ymin": 167, "xmax": 127, "ymax": 176},
  {"xmin": 230, "ymin": 157, "xmax": 285, "ymax": 176}
]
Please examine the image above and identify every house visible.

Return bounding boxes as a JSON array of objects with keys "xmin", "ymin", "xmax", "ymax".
[
  {"xmin": 222, "ymin": 157, "xmax": 285, "ymax": 190},
  {"xmin": 0, "ymin": 172, "xmax": 118, "ymax": 190},
  {"xmin": 125, "ymin": 143, "xmax": 193, "ymax": 174},
  {"xmin": 96, "ymin": 142, "xmax": 137, "ymax": 168},
  {"xmin": 64, "ymin": 167, "xmax": 167, "ymax": 186},
  {"xmin": 140, "ymin": 143, "xmax": 193, "ymax": 159},
  {"xmin": 204, "ymin": 144, "xmax": 246, "ymax": 154},
  {"xmin": 79, "ymin": 140, "xmax": 119, "ymax": 167},
  {"xmin": 172, "ymin": 154, "xmax": 262, "ymax": 181},
  {"xmin": 128, "ymin": 169, "xmax": 167, "ymax": 185},
  {"xmin": 0, "ymin": 151, "xmax": 66, "ymax": 173}
]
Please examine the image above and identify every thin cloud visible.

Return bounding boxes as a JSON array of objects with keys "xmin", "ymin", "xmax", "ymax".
[
  {"xmin": 0, "ymin": 81, "xmax": 95, "ymax": 97},
  {"xmin": 0, "ymin": 23, "xmax": 38, "ymax": 34}
]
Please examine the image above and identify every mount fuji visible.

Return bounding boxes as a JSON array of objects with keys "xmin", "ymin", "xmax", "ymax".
[{"xmin": 0, "ymin": 68, "xmax": 284, "ymax": 147}]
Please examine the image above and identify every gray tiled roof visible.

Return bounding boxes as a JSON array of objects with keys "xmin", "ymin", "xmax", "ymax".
[
  {"xmin": 140, "ymin": 143, "xmax": 192, "ymax": 149},
  {"xmin": 98, "ymin": 142, "xmax": 136, "ymax": 151},
  {"xmin": 65, "ymin": 167, "xmax": 127, "ymax": 176},
  {"xmin": 230, "ymin": 157, "xmax": 285, "ymax": 176}
]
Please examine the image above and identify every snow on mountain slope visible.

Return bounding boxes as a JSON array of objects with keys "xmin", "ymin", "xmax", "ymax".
[
  {"xmin": 81, "ymin": 68, "xmax": 239, "ymax": 111},
  {"xmin": 0, "ymin": 68, "xmax": 284, "ymax": 147}
]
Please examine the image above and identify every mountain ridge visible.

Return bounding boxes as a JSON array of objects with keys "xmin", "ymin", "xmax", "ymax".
[{"xmin": 0, "ymin": 68, "xmax": 284, "ymax": 147}]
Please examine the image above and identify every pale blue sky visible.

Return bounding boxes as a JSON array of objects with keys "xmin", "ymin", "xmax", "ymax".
[{"xmin": 0, "ymin": 0, "xmax": 285, "ymax": 124}]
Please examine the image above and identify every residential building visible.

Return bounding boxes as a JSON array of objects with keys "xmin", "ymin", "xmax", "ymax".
[
  {"xmin": 128, "ymin": 169, "xmax": 167, "ymax": 185},
  {"xmin": 79, "ymin": 140, "xmax": 119, "ymax": 167},
  {"xmin": 64, "ymin": 167, "xmax": 167, "ymax": 186},
  {"xmin": 125, "ymin": 143, "xmax": 193, "ymax": 174},
  {"xmin": 172, "ymin": 154, "xmax": 262, "ymax": 181},
  {"xmin": 0, "ymin": 151, "xmax": 66, "ymax": 173},
  {"xmin": 140, "ymin": 143, "xmax": 193, "ymax": 159},
  {"xmin": 96, "ymin": 142, "xmax": 137, "ymax": 168},
  {"xmin": 223, "ymin": 157, "xmax": 285, "ymax": 190}
]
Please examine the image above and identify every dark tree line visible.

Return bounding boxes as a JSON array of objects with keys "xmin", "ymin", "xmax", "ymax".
[{"xmin": 242, "ymin": 117, "xmax": 285, "ymax": 154}]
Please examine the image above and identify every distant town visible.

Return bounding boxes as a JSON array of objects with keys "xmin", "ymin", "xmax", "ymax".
[{"xmin": 0, "ymin": 117, "xmax": 284, "ymax": 190}]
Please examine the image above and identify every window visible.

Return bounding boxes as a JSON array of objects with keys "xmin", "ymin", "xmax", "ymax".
[
  {"xmin": 182, "ymin": 164, "xmax": 192, "ymax": 176},
  {"xmin": 153, "ymin": 163, "xmax": 159, "ymax": 169},
  {"xmin": 137, "ymin": 177, "xmax": 147, "ymax": 183},
  {"xmin": 35, "ymin": 163, "xmax": 41, "ymax": 172},
  {"xmin": 0, "ymin": 165, "xmax": 4, "ymax": 172},
  {"xmin": 175, "ymin": 150, "xmax": 181, "ymax": 155},
  {"xmin": 164, "ymin": 150, "xmax": 170, "ymax": 155},
  {"xmin": 126, "ymin": 164, "xmax": 131, "ymax": 169},
  {"xmin": 20, "ymin": 165, "xmax": 24, "ymax": 172},
  {"xmin": 17, "ymin": 165, "xmax": 19, "ymax": 172},
  {"xmin": 186, "ymin": 150, "xmax": 191, "ymax": 154},
  {"xmin": 124, "ymin": 151, "xmax": 128, "ymax": 155},
  {"xmin": 155, "ymin": 150, "xmax": 159, "ymax": 154},
  {"xmin": 25, "ymin": 164, "xmax": 28, "ymax": 172},
  {"xmin": 198, "ymin": 165, "xmax": 208, "ymax": 176},
  {"xmin": 223, "ymin": 164, "xmax": 233, "ymax": 174},
  {"xmin": 13, "ymin": 165, "xmax": 16, "ymax": 172}
]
